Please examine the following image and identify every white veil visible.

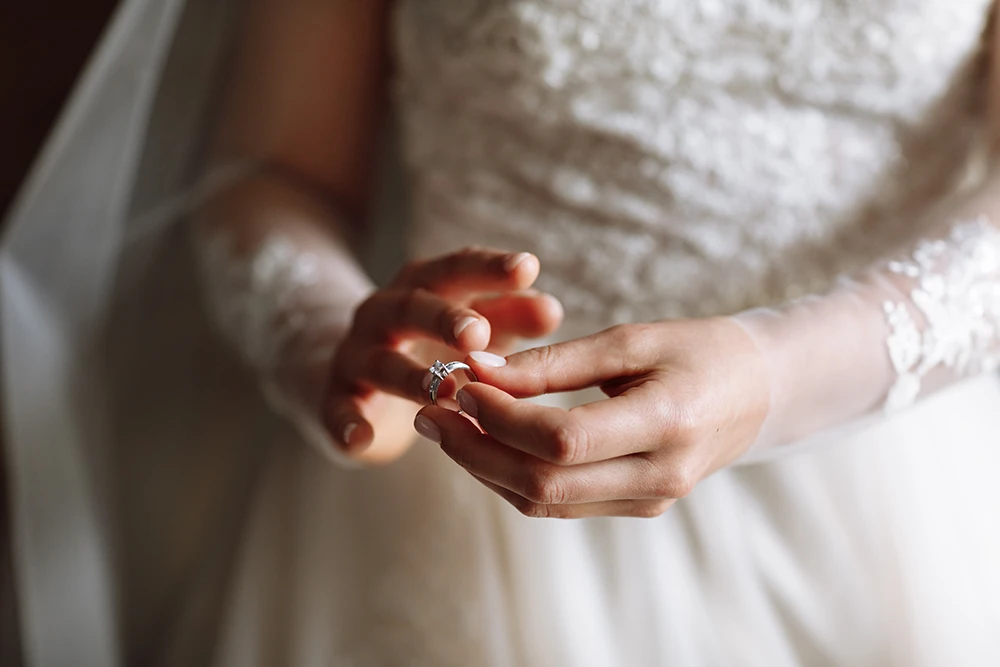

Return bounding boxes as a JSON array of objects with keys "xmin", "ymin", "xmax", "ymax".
[
  {"xmin": 0, "ymin": 1, "xmax": 284, "ymax": 664},
  {"xmin": 7, "ymin": 2, "xmax": 1000, "ymax": 666}
]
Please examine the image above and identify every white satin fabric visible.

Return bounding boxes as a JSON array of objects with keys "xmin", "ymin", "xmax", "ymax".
[
  {"xmin": 4, "ymin": 1, "xmax": 1000, "ymax": 666},
  {"xmin": 216, "ymin": 376, "xmax": 1000, "ymax": 666}
]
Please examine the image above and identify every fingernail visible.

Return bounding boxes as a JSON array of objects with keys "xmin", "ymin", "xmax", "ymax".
[
  {"xmin": 342, "ymin": 422, "xmax": 357, "ymax": 448},
  {"xmin": 469, "ymin": 350, "xmax": 507, "ymax": 367},
  {"xmin": 504, "ymin": 252, "xmax": 532, "ymax": 272},
  {"xmin": 456, "ymin": 390, "xmax": 478, "ymax": 418},
  {"xmin": 414, "ymin": 415, "xmax": 442, "ymax": 443},
  {"xmin": 543, "ymin": 293, "xmax": 564, "ymax": 318},
  {"xmin": 453, "ymin": 316, "xmax": 479, "ymax": 339}
]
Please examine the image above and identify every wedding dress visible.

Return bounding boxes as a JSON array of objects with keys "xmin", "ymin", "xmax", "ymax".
[{"xmin": 4, "ymin": 1, "xmax": 1000, "ymax": 666}]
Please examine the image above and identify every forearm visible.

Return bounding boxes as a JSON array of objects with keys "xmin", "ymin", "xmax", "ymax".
[
  {"xmin": 194, "ymin": 0, "xmax": 388, "ymax": 381},
  {"xmin": 194, "ymin": 168, "xmax": 375, "ymax": 455},
  {"xmin": 735, "ymin": 170, "xmax": 1000, "ymax": 452}
]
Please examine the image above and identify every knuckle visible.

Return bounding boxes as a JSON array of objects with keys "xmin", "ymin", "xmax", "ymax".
[
  {"xmin": 363, "ymin": 346, "xmax": 388, "ymax": 379},
  {"xmin": 510, "ymin": 496, "xmax": 550, "ymax": 519},
  {"xmin": 541, "ymin": 505, "xmax": 575, "ymax": 520},
  {"xmin": 607, "ymin": 323, "xmax": 651, "ymax": 366},
  {"xmin": 604, "ymin": 323, "xmax": 632, "ymax": 345},
  {"xmin": 549, "ymin": 420, "xmax": 587, "ymax": 465},
  {"xmin": 632, "ymin": 500, "xmax": 672, "ymax": 519},
  {"xmin": 606, "ymin": 323, "xmax": 640, "ymax": 349},
  {"xmin": 625, "ymin": 323, "xmax": 655, "ymax": 355},
  {"xmin": 352, "ymin": 292, "xmax": 382, "ymax": 326},
  {"xmin": 523, "ymin": 466, "xmax": 566, "ymax": 505},
  {"xmin": 663, "ymin": 400, "xmax": 701, "ymax": 445},
  {"xmin": 330, "ymin": 341, "xmax": 360, "ymax": 382},
  {"xmin": 401, "ymin": 288, "xmax": 429, "ymax": 321},
  {"xmin": 393, "ymin": 260, "xmax": 423, "ymax": 286},
  {"xmin": 523, "ymin": 343, "xmax": 556, "ymax": 371},
  {"xmin": 440, "ymin": 248, "xmax": 476, "ymax": 276},
  {"xmin": 506, "ymin": 345, "xmax": 555, "ymax": 395},
  {"xmin": 653, "ymin": 462, "xmax": 697, "ymax": 499}
]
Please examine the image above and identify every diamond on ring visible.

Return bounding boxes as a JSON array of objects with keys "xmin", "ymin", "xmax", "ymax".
[
  {"xmin": 430, "ymin": 360, "xmax": 449, "ymax": 382},
  {"xmin": 426, "ymin": 360, "xmax": 478, "ymax": 405}
]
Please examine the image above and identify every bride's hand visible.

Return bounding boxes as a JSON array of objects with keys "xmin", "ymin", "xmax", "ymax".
[
  {"xmin": 325, "ymin": 247, "xmax": 563, "ymax": 462},
  {"xmin": 414, "ymin": 319, "xmax": 770, "ymax": 517}
]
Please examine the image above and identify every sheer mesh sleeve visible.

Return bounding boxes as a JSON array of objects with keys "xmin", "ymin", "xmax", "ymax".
[
  {"xmin": 733, "ymin": 208, "xmax": 1000, "ymax": 454},
  {"xmin": 193, "ymin": 173, "xmax": 374, "ymax": 461}
]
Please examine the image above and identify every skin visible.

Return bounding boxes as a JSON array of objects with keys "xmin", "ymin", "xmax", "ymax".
[
  {"xmin": 214, "ymin": 0, "xmax": 1000, "ymax": 502},
  {"xmin": 324, "ymin": 249, "xmax": 565, "ymax": 457},
  {"xmin": 409, "ymin": 9, "xmax": 1000, "ymax": 518},
  {"xmin": 414, "ymin": 319, "xmax": 770, "ymax": 518},
  {"xmin": 205, "ymin": 0, "xmax": 563, "ymax": 463}
]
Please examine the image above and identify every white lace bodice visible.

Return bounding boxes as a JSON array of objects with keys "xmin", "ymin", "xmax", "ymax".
[{"xmin": 393, "ymin": 0, "xmax": 993, "ymax": 328}]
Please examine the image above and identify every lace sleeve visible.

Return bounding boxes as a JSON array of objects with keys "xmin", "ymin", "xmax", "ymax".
[
  {"xmin": 193, "ymin": 173, "xmax": 374, "ymax": 461},
  {"xmin": 732, "ymin": 205, "xmax": 1000, "ymax": 454},
  {"xmin": 881, "ymin": 217, "xmax": 1000, "ymax": 410}
]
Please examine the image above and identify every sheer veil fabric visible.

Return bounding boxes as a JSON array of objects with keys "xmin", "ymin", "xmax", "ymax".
[
  {"xmin": 2, "ymin": 0, "xmax": 413, "ymax": 662},
  {"xmin": 0, "ymin": 1, "xmax": 281, "ymax": 664}
]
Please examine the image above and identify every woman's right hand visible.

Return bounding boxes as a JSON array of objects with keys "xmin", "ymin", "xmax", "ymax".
[{"xmin": 323, "ymin": 247, "xmax": 563, "ymax": 464}]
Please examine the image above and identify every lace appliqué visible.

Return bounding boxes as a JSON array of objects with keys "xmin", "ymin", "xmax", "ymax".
[
  {"xmin": 195, "ymin": 228, "xmax": 373, "ymax": 464},
  {"xmin": 395, "ymin": 0, "xmax": 991, "ymax": 327},
  {"xmin": 196, "ymin": 231, "xmax": 326, "ymax": 374},
  {"xmin": 883, "ymin": 217, "xmax": 1000, "ymax": 411}
]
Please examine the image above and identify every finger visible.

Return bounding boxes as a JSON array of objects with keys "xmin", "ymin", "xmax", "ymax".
[
  {"xmin": 324, "ymin": 391, "xmax": 423, "ymax": 465},
  {"xmin": 454, "ymin": 381, "xmax": 673, "ymax": 464},
  {"xmin": 469, "ymin": 292, "xmax": 564, "ymax": 342},
  {"xmin": 323, "ymin": 391, "xmax": 375, "ymax": 455},
  {"xmin": 465, "ymin": 324, "xmax": 656, "ymax": 398},
  {"xmin": 394, "ymin": 248, "xmax": 540, "ymax": 298},
  {"xmin": 474, "ymin": 478, "xmax": 674, "ymax": 519},
  {"xmin": 424, "ymin": 404, "xmax": 667, "ymax": 502},
  {"xmin": 351, "ymin": 289, "xmax": 491, "ymax": 351},
  {"xmin": 334, "ymin": 346, "xmax": 431, "ymax": 404}
]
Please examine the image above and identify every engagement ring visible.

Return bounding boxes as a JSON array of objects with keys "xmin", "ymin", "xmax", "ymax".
[{"xmin": 426, "ymin": 360, "xmax": 478, "ymax": 405}]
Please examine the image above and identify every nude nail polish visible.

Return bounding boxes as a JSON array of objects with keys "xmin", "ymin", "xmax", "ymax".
[
  {"xmin": 454, "ymin": 316, "xmax": 479, "ymax": 339},
  {"xmin": 414, "ymin": 415, "xmax": 442, "ymax": 443},
  {"xmin": 341, "ymin": 422, "xmax": 357, "ymax": 447},
  {"xmin": 469, "ymin": 350, "xmax": 507, "ymax": 367},
  {"xmin": 456, "ymin": 390, "xmax": 478, "ymax": 418},
  {"xmin": 504, "ymin": 252, "xmax": 532, "ymax": 272}
]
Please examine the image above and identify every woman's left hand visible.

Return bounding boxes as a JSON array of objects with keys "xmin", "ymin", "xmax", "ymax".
[{"xmin": 414, "ymin": 318, "xmax": 771, "ymax": 518}]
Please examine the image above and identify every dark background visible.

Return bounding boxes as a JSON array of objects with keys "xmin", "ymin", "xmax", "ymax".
[
  {"xmin": 1, "ymin": 2, "xmax": 120, "ymax": 215},
  {"xmin": 1, "ymin": 3, "xmax": 120, "ymax": 664}
]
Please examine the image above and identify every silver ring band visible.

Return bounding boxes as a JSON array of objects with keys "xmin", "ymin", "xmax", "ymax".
[{"xmin": 427, "ymin": 360, "xmax": 478, "ymax": 405}]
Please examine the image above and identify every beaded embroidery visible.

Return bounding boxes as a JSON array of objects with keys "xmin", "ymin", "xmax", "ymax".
[{"xmin": 884, "ymin": 217, "xmax": 1000, "ymax": 411}]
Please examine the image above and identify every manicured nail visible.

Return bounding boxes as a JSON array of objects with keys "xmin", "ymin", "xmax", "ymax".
[
  {"xmin": 414, "ymin": 415, "xmax": 442, "ymax": 443},
  {"xmin": 543, "ymin": 293, "xmax": 565, "ymax": 319},
  {"xmin": 456, "ymin": 390, "xmax": 478, "ymax": 418},
  {"xmin": 341, "ymin": 422, "xmax": 357, "ymax": 448},
  {"xmin": 469, "ymin": 350, "xmax": 507, "ymax": 367},
  {"xmin": 504, "ymin": 252, "xmax": 532, "ymax": 272},
  {"xmin": 453, "ymin": 316, "xmax": 479, "ymax": 339}
]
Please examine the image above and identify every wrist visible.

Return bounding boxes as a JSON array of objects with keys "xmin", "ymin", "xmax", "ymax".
[{"xmin": 729, "ymin": 283, "xmax": 894, "ymax": 449}]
